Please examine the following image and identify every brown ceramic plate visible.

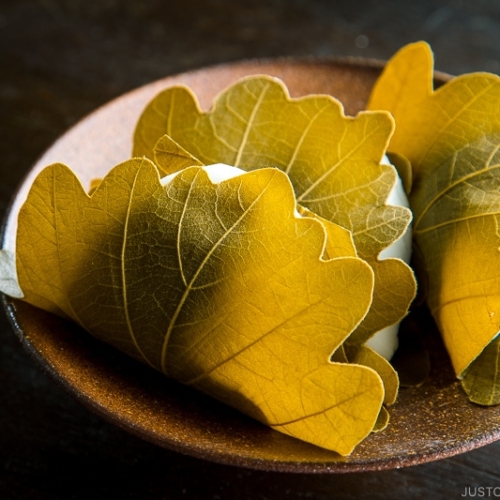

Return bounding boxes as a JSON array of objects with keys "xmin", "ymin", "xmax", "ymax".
[{"xmin": 4, "ymin": 58, "xmax": 500, "ymax": 474}]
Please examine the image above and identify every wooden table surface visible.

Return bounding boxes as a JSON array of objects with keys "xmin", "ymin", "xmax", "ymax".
[{"xmin": 2, "ymin": 1, "xmax": 500, "ymax": 498}]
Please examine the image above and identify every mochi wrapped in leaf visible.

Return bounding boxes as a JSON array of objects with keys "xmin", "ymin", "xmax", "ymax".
[
  {"xmin": 7, "ymin": 157, "xmax": 383, "ymax": 455},
  {"xmin": 132, "ymin": 75, "xmax": 417, "ymax": 363},
  {"xmin": 368, "ymin": 41, "xmax": 500, "ymax": 405}
]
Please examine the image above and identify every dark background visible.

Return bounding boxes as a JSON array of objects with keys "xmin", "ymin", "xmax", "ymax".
[{"xmin": 2, "ymin": 1, "xmax": 500, "ymax": 498}]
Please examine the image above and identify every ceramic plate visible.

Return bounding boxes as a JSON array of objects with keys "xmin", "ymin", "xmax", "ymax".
[{"xmin": 4, "ymin": 58, "xmax": 500, "ymax": 473}]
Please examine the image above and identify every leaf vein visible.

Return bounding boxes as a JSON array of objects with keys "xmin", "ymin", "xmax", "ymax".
[
  {"xmin": 183, "ymin": 299, "xmax": 326, "ymax": 385},
  {"xmin": 160, "ymin": 170, "xmax": 278, "ymax": 374},
  {"xmin": 414, "ymin": 162, "xmax": 500, "ymax": 230},
  {"xmin": 297, "ymin": 122, "xmax": 386, "ymax": 201}
]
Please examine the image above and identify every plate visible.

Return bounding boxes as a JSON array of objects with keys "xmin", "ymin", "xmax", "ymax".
[{"xmin": 4, "ymin": 58, "xmax": 500, "ymax": 474}]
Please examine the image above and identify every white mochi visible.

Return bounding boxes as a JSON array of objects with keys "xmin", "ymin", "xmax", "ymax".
[
  {"xmin": 365, "ymin": 156, "xmax": 412, "ymax": 360},
  {"xmin": 160, "ymin": 163, "xmax": 245, "ymax": 186}
]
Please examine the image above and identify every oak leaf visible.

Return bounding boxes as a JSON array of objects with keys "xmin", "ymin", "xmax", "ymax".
[
  {"xmin": 368, "ymin": 41, "xmax": 500, "ymax": 404},
  {"xmin": 133, "ymin": 75, "xmax": 416, "ymax": 351},
  {"xmin": 0, "ymin": 249, "xmax": 23, "ymax": 298},
  {"xmin": 14, "ymin": 158, "xmax": 383, "ymax": 454}
]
